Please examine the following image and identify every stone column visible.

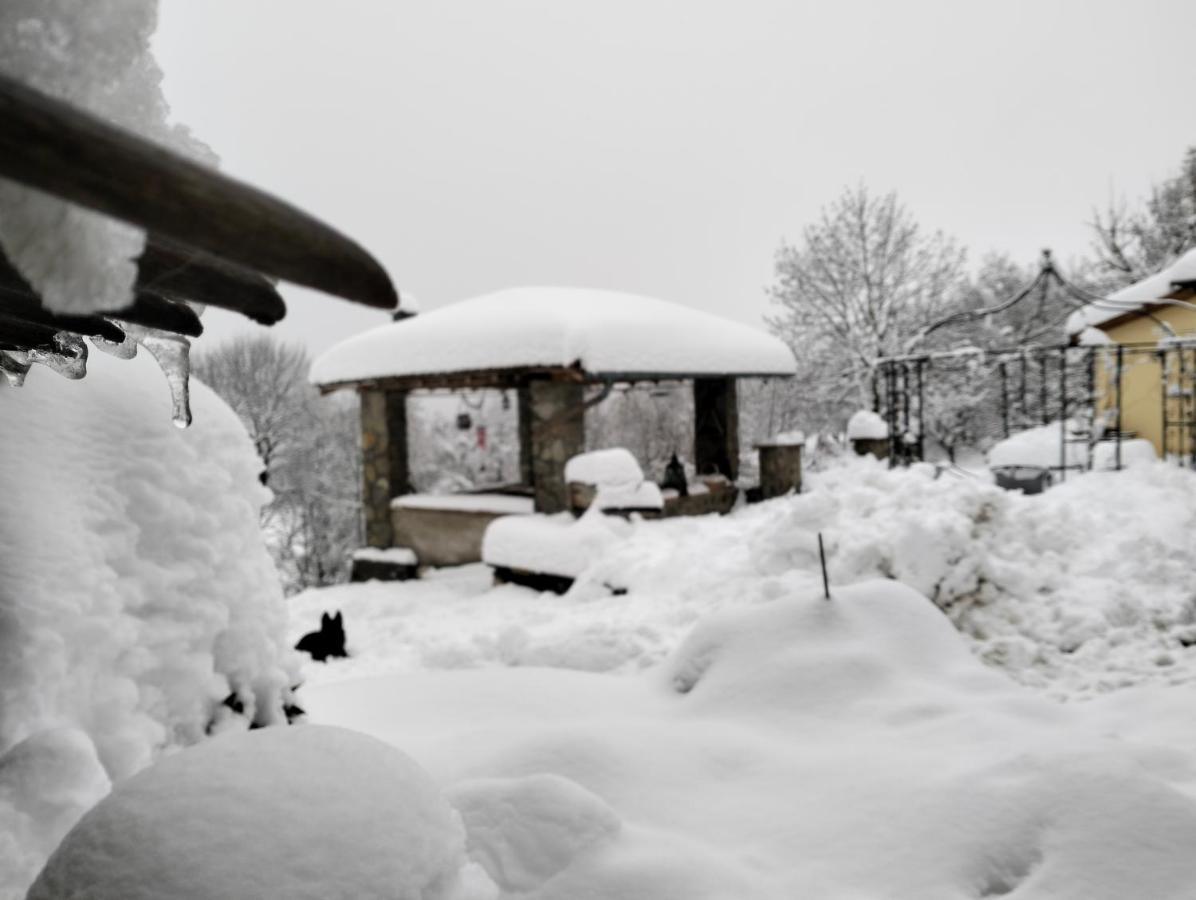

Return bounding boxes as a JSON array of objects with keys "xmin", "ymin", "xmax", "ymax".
[
  {"xmin": 693, "ymin": 377, "xmax": 739, "ymax": 480},
  {"xmin": 359, "ymin": 388, "xmax": 409, "ymax": 547},
  {"xmin": 517, "ymin": 385, "xmax": 534, "ymax": 487},
  {"xmin": 525, "ymin": 379, "xmax": 585, "ymax": 513}
]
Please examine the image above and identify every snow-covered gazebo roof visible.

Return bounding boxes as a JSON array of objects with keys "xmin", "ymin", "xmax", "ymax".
[
  {"xmin": 1065, "ymin": 248, "xmax": 1196, "ymax": 336},
  {"xmin": 312, "ymin": 287, "xmax": 796, "ymax": 391}
]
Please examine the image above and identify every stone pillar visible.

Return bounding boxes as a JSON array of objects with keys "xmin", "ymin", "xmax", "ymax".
[
  {"xmin": 517, "ymin": 385, "xmax": 534, "ymax": 487},
  {"xmin": 756, "ymin": 442, "xmax": 802, "ymax": 499},
  {"xmin": 693, "ymin": 377, "xmax": 739, "ymax": 480},
  {"xmin": 359, "ymin": 388, "xmax": 409, "ymax": 547},
  {"xmin": 525, "ymin": 379, "xmax": 585, "ymax": 513}
]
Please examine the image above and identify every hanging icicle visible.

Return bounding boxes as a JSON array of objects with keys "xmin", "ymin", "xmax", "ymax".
[{"xmin": 122, "ymin": 324, "xmax": 193, "ymax": 428}]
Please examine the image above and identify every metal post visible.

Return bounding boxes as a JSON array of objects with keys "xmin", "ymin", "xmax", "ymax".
[
  {"xmin": 1115, "ymin": 344, "xmax": 1124, "ymax": 471},
  {"xmin": 1086, "ymin": 349, "xmax": 1096, "ymax": 470},
  {"xmin": 916, "ymin": 358, "xmax": 925, "ymax": 462},
  {"xmin": 1059, "ymin": 348, "xmax": 1067, "ymax": 482},
  {"xmin": 1161, "ymin": 349, "xmax": 1171, "ymax": 462},
  {"xmin": 1039, "ymin": 355, "xmax": 1049, "ymax": 425},
  {"xmin": 885, "ymin": 362, "xmax": 898, "ymax": 468},
  {"xmin": 999, "ymin": 361, "xmax": 1009, "ymax": 438},
  {"xmin": 1020, "ymin": 351, "xmax": 1028, "ymax": 426},
  {"xmin": 900, "ymin": 363, "xmax": 911, "ymax": 463}
]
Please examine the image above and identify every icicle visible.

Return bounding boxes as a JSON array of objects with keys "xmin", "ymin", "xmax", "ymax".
[
  {"xmin": 123, "ymin": 324, "xmax": 192, "ymax": 428},
  {"xmin": 90, "ymin": 328, "xmax": 139, "ymax": 360},
  {"xmin": 0, "ymin": 350, "xmax": 31, "ymax": 387},
  {"xmin": 27, "ymin": 333, "xmax": 87, "ymax": 380}
]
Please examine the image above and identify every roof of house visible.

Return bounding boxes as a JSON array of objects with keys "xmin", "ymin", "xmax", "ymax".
[
  {"xmin": 311, "ymin": 286, "xmax": 797, "ymax": 390},
  {"xmin": 1065, "ymin": 248, "xmax": 1196, "ymax": 336}
]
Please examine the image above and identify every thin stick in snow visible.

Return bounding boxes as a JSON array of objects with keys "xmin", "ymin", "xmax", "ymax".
[{"xmin": 818, "ymin": 532, "xmax": 830, "ymax": 601}]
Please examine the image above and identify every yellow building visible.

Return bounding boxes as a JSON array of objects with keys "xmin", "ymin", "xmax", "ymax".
[{"xmin": 1067, "ymin": 249, "xmax": 1196, "ymax": 460}]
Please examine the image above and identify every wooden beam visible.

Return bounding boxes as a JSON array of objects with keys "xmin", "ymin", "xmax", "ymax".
[
  {"xmin": 138, "ymin": 237, "xmax": 286, "ymax": 325},
  {"xmin": 0, "ymin": 72, "xmax": 397, "ymax": 310},
  {"xmin": 112, "ymin": 292, "xmax": 204, "ymax": 338}
]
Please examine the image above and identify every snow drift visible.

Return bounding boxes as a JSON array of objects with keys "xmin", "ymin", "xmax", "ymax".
[
  {"xmin": 0, "ymin": 351, "xmax": 295, "ymax": 898},
  {"xmin": 308, "ymin": 580, "xmax": 1196, "ymax": 899}
]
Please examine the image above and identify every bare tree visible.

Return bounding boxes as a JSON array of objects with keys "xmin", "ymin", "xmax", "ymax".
[
  {"xmin": 193, "ymin": 335, "xmax": 360, "ymax": 592},
  {"xmin": 1089, "ymin": 147, "xmax": 1196, "ymax": 289},
  {"xmin": 766, "ymin": 184, "xmax": 966, "ymax": 430}
]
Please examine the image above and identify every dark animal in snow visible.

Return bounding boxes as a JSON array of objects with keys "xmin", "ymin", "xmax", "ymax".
[
  {"xmin": 661, "ymin": 453, "xmax": 688, "ymax": 497},
  {"xmin": 295, "ymin": 611, "xmax": 347, "ymax": 662}
]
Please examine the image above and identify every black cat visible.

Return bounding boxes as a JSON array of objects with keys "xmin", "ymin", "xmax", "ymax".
[
  {"xmin": 295, "ymin": 611, "xmax": 347, "ymax": 662},
  {"xmin": 661, "ymin": 453, "xmax": 689, "ymax": 497}
]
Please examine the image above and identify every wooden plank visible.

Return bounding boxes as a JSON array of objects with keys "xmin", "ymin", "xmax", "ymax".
[
  {"xmin": 138, "ymin": 237, "xmax": 286, "ymax": 325},
  {"xmin": 0, "ymin": 72, "xmax": 397, "ymax": 310}
]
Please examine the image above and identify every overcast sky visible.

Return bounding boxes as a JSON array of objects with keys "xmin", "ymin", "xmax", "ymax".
[{"xmin": 154, "ymin": 0, "xmax": 1194, "ymax": 358}]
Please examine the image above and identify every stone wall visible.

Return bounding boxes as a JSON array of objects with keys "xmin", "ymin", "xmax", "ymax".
[
  {"xmin": 523, "ymin": 379, "xmax": 585, "ymax": 513},
  {"xmin": 360, "ymin": 388, "xmax": 409, "ymax": 547}
]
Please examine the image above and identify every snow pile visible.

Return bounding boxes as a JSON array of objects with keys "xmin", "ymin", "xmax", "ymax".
[
  {"xmin": 1066, "ymin": 247, "xmax": 1196, "ymax": 336},
  {"xmin": 353, "ymin": 547, "xmax": 419, "ymax": 566},
  {"xmin": 564, "ymin": 448, "xmax": 643, "ymax": 487},
  {"xmin": 757, "ymin": 428, "xmax": 804, "ymax": 446},
  {"xmin": 482, "ymin": 510, "xmax": 629, "ymax": 579},
  {"xmin": 393, "ymin": 494, "xmax": 535, "ymax": 515},
  {"xmin": 988, "ymin": 420, "xmax": 1087, "ymax": 469},
  {"xmin": 0, "ymin": 0, "xmax": 215, "ymax": 313},
  {"xmin": 28, "ymin": 725, "xmax": 492, "ymax": 900},
  {"xmin": 308, "ymin": 580, "xmax": 1196, "ymax": 899},
  {"xmin": 311, "ymin": 287, "xmax": 797, "ymax": 387},
  {"xmin": 0, "ymin": 351, "xmax": 295, "ymax": 899},
  {"xmin": 846, "ymin": 409, "xmax": 887, "ymax": 440},
  {"xmin": 1091, "ymin": 438, "xmax": 1157, "ymax": 469},
  {"xmin": 296, "ymin": 457, "xmax": 1196, "ymax": 699},
  {"xmin": 565, "ymin": 448, "xmax": 663, "ymax": 511}
]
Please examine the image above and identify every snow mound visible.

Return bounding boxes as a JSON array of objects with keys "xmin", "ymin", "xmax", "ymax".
[
  {"xmin": 447, "ymin": 773, "xmax": 621, "ymax": 893},
  {"xmin": 565, "ymin": 448, "xmax": 644, "ymax": 486},
  {"xmin": 0, "ymin": 1, "xmax": 216, "ymax": 313},
  {"xmin": 482, "ymin": 509, "xmax": 629, "ymax": 579},
  {"xmin": 28, "ymin": 725, "xmax": 488, "ymax": 900},
  {"xmin": 1091, "ymin": 438, "xmax": 1157, "ymax": 469},
  {"xmin": 311, "ymin": 287, "xmax": 797, "ymax": 387},
  {"xmin": 0, "ymin": 351, "xmax": 296, "ymax": 897},
  {"xmin": 988, "ymin": 420, "xmax": 1086, "ymax": 469},
  {"xmin": 665, "ymin": 580, "xmax": 1001, "ymax": 708},
  {"xmin": 846, "ymin": 409, "xmax": 887, "ymax": 440},
  {"xmin": 308, "ymin": 578, "xmax": 1196, "ymax": 900},
  {"xmin": 0, "ymin": 728, "xmax": 110, "ymax": 899}
]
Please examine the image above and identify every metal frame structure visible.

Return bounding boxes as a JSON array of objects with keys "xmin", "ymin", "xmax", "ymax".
[{"xmin": 876, "ymin": 340, "xmax": 1196, "ymax": 473}]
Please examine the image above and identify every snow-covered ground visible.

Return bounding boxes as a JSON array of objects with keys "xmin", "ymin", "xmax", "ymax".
[
  {"xmin": 293, "ymin": 457, "xmax": 1196, "ymax": 699},
  {"xmin": 269, "ymin": 457, "xmax": 1196, "ymax": 897}
]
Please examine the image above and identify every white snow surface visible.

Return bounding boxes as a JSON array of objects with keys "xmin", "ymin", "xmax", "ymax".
[
  {"xmin": 393, "ymin": 494, "xmax": 536, "ymax": 515},
  {"xmin": 757, "ymin": 428, "xmax": 805, "ymax": 446},
  {"xmin": 28, "ymin": 725, "xmax": 492, "ymax": 900},
  {"xmin": 846, "ymin": 409, "xmax": 888, "ymax": 440},
  {"xmin": 310, "ymin": 287, "xmax": 797, "ymax": 386},
  {"xmin": 0, "ymin": 351, "xmax": 295, "ymax": 899},
  {"xmin": 292, "ymin": 457, "xmax": 1196, "ymax": 699},
  {"xmin": 353, "ymin": 547, "xmax": 419, "ymax": 566},
  {"xmin": 481, "ymin": 510, "xmax": 629, "ymax": 579},
  {"xmin": 565, "ymin": 448, "xmax": 663, "ymax": 510},
  {"xmin": 1091, "ymin": 438, "xmax": 1158, "ymax": 470},
  {"xmin": 305, "ymin": 578, "xmax": 1196, "ymax": 899},
  {"xmin": 1065, "ymin": 248, "xmax": 1196, "ymax": 335},
  {"xmin": 564, "ymin": 448, "xmax": 644, "ymax": 487},
  {"xmin": 988, "ymin": 421, "xmax": 1087, "ymax": 469},
  {"xmin": 0, "ymin": 1, "xmax": 216, "ymax": 313}
]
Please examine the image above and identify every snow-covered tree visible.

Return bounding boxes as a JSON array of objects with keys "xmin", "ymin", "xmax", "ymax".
[
  {"xmin": 1089, "ymin": 146, "xmax": 1196, "ymax": 289},
  {"xmin": 193, "ymin": 336, "xmax": 360, "ymax": 591},
  {"xmin": 766, "ymin": 185, "xmax": 966, "ymax": 431}
]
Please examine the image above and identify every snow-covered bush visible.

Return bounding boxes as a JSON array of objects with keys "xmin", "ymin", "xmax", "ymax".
[
  {"xmin": 27, "ymin": 725, "xmax": 493, "ymax": 900},
  {"xmin": 0, "ymin": 352, "xmax": 297, "ymax": 898}
]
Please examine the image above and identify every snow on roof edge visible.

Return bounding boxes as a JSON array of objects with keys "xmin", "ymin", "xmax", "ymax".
[
  {"xmin": 1065, "ymin": 249, "xmax": 1196, "ymax": 336},
  {"xmin": 311, "ymin": 286, "xmax": 797, "ymax": 387}
]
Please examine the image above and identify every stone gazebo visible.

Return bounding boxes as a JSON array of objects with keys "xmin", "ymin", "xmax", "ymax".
[{"xmin": 311, "ymin": 287, "xmax": 796, "ymax": 563}]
